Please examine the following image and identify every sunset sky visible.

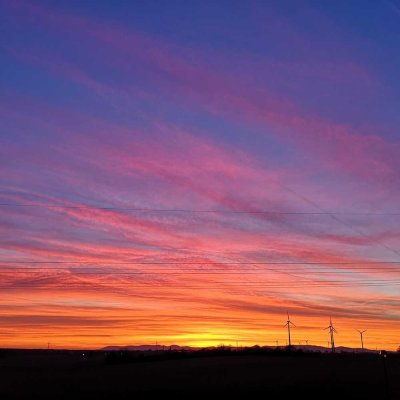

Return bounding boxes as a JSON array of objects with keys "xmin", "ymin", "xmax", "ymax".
[{"xmin": 1, "ymin": 0, "xmax": 399, "ymax": 350}]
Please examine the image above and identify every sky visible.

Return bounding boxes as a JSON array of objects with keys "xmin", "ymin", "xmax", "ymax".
[{"xmin": 0, "ymin": 0, "xmax": 399, "ymax": 350}]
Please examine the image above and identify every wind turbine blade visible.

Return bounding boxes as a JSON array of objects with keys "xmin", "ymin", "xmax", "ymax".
[{"xmin": 290, "ymin": 322, "xmax": 296, "ymax": 327}]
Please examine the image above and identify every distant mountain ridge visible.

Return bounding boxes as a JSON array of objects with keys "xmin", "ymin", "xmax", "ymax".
[
  {"xmin": 102, "ymin": 345, "xmax": 196, "ymax": 351},
  {"xmin": 101, "ymin": 344, "xmax": 379, "ymax": 353}
]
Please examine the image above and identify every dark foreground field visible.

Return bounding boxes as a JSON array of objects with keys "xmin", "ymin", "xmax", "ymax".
[{"xmin": 0, "ymin": 349, "xmax": 399, "ymax": 399}]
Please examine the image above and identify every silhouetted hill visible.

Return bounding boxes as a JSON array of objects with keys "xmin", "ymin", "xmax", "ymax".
[
  {"xmin": 101, "ymin": 344, "xmax": 379, "ymax": 353},
  {"xmin": 101, "ymin": 344, "xmax": 196, "ymax": 351},
  {"xmin": 290, "ymin": 345, "xmax": 378, "ymax": 353}
]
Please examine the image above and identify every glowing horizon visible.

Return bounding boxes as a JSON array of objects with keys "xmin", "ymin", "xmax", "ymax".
[{"xmin": 0, "ymin": 0, "xmax": 399, "ymax": 351}]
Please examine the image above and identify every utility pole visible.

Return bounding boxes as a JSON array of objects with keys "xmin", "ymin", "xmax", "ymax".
[
  {"xmin": 283, "ymin": 312, "xmax": 296, "ymax": 348},
  {"xmin": 324, "ymin": 317, "xmax": 337, "ymax": 353},
  {"xmin": 356, "ymin": 329, "xmax": 367, "ymax": 350}
]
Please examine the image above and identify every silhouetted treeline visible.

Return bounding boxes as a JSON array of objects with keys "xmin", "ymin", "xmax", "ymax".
[
  {"xmin": 103, "ymin": 345, "xmax": 399, "ymax": 365},
  {"xmin": 1, "ymin": 346, "xmax": 398, "ymax": 367}
]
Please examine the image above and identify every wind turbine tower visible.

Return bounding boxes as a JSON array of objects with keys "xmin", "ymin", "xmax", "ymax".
[
  {"xmin": 284, "ymin": 312, "xmax": 296, "ymax": 348},
  {"xmin": 324, "ymin": 317, "xmax": 337, "ymax": 353},
  {"xmin": 356, "ymin": 329, "xmax": 367, "ymax": 350}
]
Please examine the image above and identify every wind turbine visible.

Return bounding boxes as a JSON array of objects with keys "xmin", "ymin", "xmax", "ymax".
[
  {"xmin": 324, "ymin": 317, "xmax": 337, "ymax": 353},
  {"xmin": 356, "ymin": 329, "xmax": 367, "ymax": 350},
  {"xmin": 283, "ymin": 312, "xmax": 296, "ymax": 348}
]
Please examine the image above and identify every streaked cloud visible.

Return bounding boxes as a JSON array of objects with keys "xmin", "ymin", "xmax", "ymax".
[{"xmin": 0, "ymin": 0, "xmax": 399, "ymax": 350}]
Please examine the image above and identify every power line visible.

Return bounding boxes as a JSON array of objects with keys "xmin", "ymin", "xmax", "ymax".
[
  {"xmin": 1, "ymin": 267, "xmax": 400, "ymax": 274},
  {"xmin": 1, "ymin": 269, "xmax": 399, "ymax": 278},
  {"xmin": 0, "ymin": 284, "xmax": 398, "ymax": 290},
  {"xmin": 2, "ymin": 269, "xmax": 400, "ymax": 274},
  {"xmin": 1, "ymin": 203, "xmax": 400, "ymax": 215},
  {"xmin": 0, "ymin": 286, "xmax": 365, "ymax": 290},
  {"xmin": 2, "ymin": 270, "xmax": 399, "ymax": 284},
  {"xmin": 284, "ymin": 186, "xmax": 400, "ymax": 259},
  {"xmin": 1, "ymin": 281, "xmax": 398, "ymax": 287},
  {"xmin": 0, "ymin": 260, "xmax": 399, "ymax": 265}
]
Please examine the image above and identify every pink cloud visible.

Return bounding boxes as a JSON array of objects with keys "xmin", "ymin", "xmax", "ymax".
[
  {"xmin": 1, "ymin": 1, "xmax": 399, "ymax": 349},
  {"xmin": 4, "ymin": 0, "xmax": 398, "ymax": 188}
]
